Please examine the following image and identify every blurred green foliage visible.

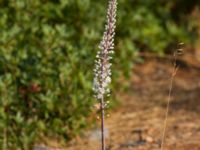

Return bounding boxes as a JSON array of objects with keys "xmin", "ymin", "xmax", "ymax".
[{"xmin": 0, "ymin": 0, "xmax": 199, "ymax": 149}]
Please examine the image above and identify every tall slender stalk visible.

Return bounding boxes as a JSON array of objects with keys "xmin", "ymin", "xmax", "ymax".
[
  {"xmin": 160, "ymin": 64, "xmax": 178, "ymax": 150},
  {"xmin": 100, "ymin": 97, "xmax": 105, "ymax": 150},
  {"xmin": 160, "ymin": 43, "xmax": 184, "ymax": 150},
  {"xmin": 93, "ymin": 0, "xmax": 117, "ymax": 150}
]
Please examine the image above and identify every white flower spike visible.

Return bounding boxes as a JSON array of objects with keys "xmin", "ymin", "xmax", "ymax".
[
  {"xmin": 93, "ymin": 0, "xmax": 117, "ymax": 101},
  {"xmin": 92, "ymin": 1, "xmax": 117, "ymax": 150}
]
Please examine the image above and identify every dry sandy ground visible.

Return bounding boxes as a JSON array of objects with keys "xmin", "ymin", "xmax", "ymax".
[{"xmin": 35, "ymin": 50, "xmax": 200, "ymax": 150}]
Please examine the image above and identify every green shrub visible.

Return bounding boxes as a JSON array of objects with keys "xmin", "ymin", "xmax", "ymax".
[{"xmin": 0, "ymin": 0, "xmax": 198, "ymax": 149}]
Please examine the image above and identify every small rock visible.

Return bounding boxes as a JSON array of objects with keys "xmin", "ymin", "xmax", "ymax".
[{"xmin": 146, "ymin": 136, "xmax": 154, "ymax": 143}]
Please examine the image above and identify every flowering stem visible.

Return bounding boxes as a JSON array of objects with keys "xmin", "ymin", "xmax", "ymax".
[
  {"xmin": 93, "ymin": 0, "xmax": 117, "ymax": 149},
  {"xmin": 100, "ymin": 96, "xmax": 105, "ymax": 150}
]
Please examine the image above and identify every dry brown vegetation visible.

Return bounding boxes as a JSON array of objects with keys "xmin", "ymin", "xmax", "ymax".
[{"xmin": 66, "ymin": 49, "xmax": 200, "ymax": 150}]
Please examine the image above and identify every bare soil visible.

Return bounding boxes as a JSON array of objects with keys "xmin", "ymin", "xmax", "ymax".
[{"xmin": 40, "ymin": 50, "xmax": 200, "ymax": 150}]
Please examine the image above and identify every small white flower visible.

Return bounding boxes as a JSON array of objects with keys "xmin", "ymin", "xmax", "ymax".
[{"xmin": 105, "ymin": 76, "xmax": 111, "ymax": 83}]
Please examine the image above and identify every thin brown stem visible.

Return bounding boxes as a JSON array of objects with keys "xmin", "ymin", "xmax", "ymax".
[
  {"xmin": 160, "ymin": 53, "xmax": 179, "ymax": 150},
  {"xmin": 100, "ymin": 96, "xmax": 105, "ymax": 150}
]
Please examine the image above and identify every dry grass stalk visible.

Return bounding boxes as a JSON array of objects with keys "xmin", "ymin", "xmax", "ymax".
[{"xmin": 160, "ymin": 43, "xmax": 184, "ymax": 150}]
